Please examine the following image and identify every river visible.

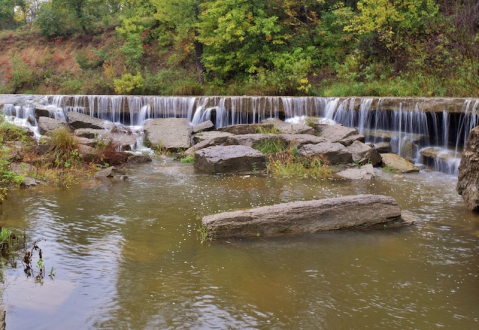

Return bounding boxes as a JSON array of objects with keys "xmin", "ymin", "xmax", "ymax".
[{"xmin": 1, "ymin": 157, "xmax": 478, "ymax": 329}]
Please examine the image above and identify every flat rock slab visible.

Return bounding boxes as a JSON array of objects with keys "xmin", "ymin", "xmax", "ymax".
[
  {"xmin": 144, "ymin": 118, "xmax": 191, "ymax": 150},
  {"xmin": 262, "ymin": 118, "xmax": 314, "ymax": 134},
  {"xmin": 219, "ymin": 123, "xmax": 274, "ymax": 135},
  {"xmin": 381, "ymin": 153, "xmax": 419, "ymax": 173},
  {"xmin": 279, "ymin": 134, "xmax": 327, "ymax": 149},
  {"xmin": 227, "ymin": 134, "xmax": 282, "ymax": 148},
  {"xmin": 193, "ymin": 120, "xmax": 215, "ymax": 133},
  {"xmin": 195, "ymin": 145, "xmax": 266, "ymax": 174},
  {"xmin": 193, "ymin": 131, "xmax": 233, "ymax": 144},
  {"xmin": 202, "ymin": 194, "xmax": 408, "ymax": 238},
  {"xmin": 317, "ymin": 124, "xmax": 360, "ymax": 144},
  {"xmin": 67, "ymin": 111, "xmax": 114, "ymax": 130},
  {"xmin": 299, "ymin": 142, "xmax": 353, "ymax": 164}
]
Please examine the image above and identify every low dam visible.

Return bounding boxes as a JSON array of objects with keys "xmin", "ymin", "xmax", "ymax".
[{"xmin": 2, "ymin": 94, "xmax": 479, "ymax": 175}]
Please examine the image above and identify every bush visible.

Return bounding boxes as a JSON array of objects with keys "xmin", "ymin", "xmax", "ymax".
[
  {"xmin": 76, "ymin": 49, "xmax": 106, "ymax": 70},
  {"xmin": 114, "ymin": 72, "xmax": 144, "ymax": 95}
]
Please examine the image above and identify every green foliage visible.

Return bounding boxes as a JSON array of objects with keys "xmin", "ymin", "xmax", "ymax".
[
  {"xmin": 114, "ymin": 72, "xmax": 144, "ymax": 94},
  {"xmin": 34, "ymin": 3, "xmax": 68, "ymax": 38},
  {"xmin": 180, "ymin": 155, "xmax": 194, "ymax": 163},
  {"xmin": 4, "ymin": 55, "xmax": 40, "ymax": 93},
  {"xmin": 47, "ymin": 127, "xmax": 82, "ymax": 168},
  {"xmin": 76, "ymin": 49, "xmax": 106, "ymax": 70},
  {"xmin": 198, "ymin": 0, "xmax": 281, "ymax": 79}
]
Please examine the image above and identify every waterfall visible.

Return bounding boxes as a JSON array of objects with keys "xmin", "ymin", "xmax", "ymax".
[{"xmin": 3, "ymin": 95, "xmax": 479, "ymax": 175}]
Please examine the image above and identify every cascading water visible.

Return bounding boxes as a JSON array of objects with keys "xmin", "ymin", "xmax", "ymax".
[{"xmin": 2, "ymin": 95, "xmax": 479, "ymax": 175}]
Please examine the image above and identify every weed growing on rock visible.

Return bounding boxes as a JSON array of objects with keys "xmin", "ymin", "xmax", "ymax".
[
  {"xmin": 256, "ymin": 126, "xmax": 280, "ymax": 135},
  {"xmin": 180, "ymin": 155, "xmax": 194, "ymax": 163},
  {"xmin": 254, "ymin": 138, "xmax": 287, "ymax": 154}
]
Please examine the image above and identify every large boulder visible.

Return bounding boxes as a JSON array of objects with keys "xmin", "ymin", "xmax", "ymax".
[
  {"xmin": 299, "ymin": 142, "xmax": 353, "ymax": 164},
  {"xmin": 317, "ymin": 124, "xmax": 364, "ymax": 146},
  {"xmin": 202, "ymin": 194, "xmax": 410, "ymax": 238},
  {"xmin": 381, "ymin": 153, "xmax": 420, "ymax": 173},
  {"xmin": 66, "ymin": 111, "xmax": 113, "ymax": 130},
  {"xmin": 34, "ymin": 105, "xmax": 52, "ymax": 120},
  {"xmin": 194, "ymin": 145, "xmax": 266, "ymax": 174},
  {"xmin": 347, "ymin": 141, "xmax": 382, "ymax": 166},
  {"xmin": 457, "ymin": 126, "xmax": 479, "ymax": 211},
  {"xmin": 143, "ymin": 118, "xmax": 191, "ymax": 150},
  {"xmin": 38, "ymin": 117, "xmax": 67, "ymax": 135}
]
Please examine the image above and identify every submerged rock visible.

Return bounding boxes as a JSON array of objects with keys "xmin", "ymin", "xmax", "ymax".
[
  {"xmin": 336, "ymin": 164, "xmax": 376, "ymax": 180},
  {"xmin": 457, "ymin": 126, "xmax": 479, "ymax": 211},
  {"xmin": 202, "ymin": 194, "xmax": 410, "ymax": 238},
  {"xmin": 95, "ymin": 166, "xmax": 127, "ymax": 180},
  {"xmin": 127, "ymin": 154, "xmax": 152, "ymax": 164},
  {"xmin": 381, "ymin": 153, "xmax": 420, "ymax": 173},
  {"xmin": 194, "ymin": 145, "xmax": 266, "ymax": 174}
]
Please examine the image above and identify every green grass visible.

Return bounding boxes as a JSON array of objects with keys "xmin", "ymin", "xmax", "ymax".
[
  {"xmin": 180, "ymin": 155, "xmax": 194, "ymax": 163},
  {"xmin": 267, "ymin": 152, "xmax": 330, "ymax": 179},
  {"xmin": 255, "ymin": 125, "xmax": 281, "ymax": 135},
  {"xmin": 254, "ymin": 138, "xmax": 287, "ymax": 154}
]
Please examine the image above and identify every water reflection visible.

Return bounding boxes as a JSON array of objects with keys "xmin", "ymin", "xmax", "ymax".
[{"xmin": 1, "ymin": 159, "xmax": 479, "ymax": 329}]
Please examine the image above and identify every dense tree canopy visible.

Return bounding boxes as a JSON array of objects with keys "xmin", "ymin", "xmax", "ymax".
[{"xmin": 1, "ymin": 0, "xmax": 478, "ymax": 96}]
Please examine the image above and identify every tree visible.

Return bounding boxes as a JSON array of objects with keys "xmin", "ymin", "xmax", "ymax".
[
  {"xmin": 197, "ymin": 0, "xmax": 281, "ymax": 79},
  {"xmin": 0, "ymin": 0, "xmax": 16, "ymax": 29},
  {"xmin": 152, "ymin": 0, "xmax": 205, "ymax": 82}
]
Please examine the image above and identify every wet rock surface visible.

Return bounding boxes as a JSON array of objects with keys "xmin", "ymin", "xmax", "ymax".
[
  {"xmin": 66, "ymin": 111, "xmax": 114, "ymax": 130},
  {"xmin": 202, "ymin": 194, "xmax": 409, "ymax": 238},
  {"xmin": 381, "ymin": 153, "xmax": 420, "ymax": 173},
  {"xmin": 347, "ymin": 141, "xmax": 382, "ymax": 166},
  {"xmin": 457, "ymin": 126, "xmax": 479, "ymax": 211},
  {"xmin": 336, "ymin": 164, "xmax": 376, "ymax": 180},
  {"xmin": 144, "ymin": 118, "xmax": 191, "ymax": 150},
  {"xmin": 299, "ymin": 142, "xmax": 353, "ymax": 164},
  {"xmin": 194, "ymin": 145, "xmax": 266, "ymax": 174},
  {"xmin": 38, "ymin": 117, "xmax": 67, "ymax": 135}
]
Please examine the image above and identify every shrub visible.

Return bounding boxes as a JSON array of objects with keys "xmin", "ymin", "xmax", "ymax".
[
  {"xmin": 76, "ymin": 49, "xmax": 106, "ymax": 70},
  {"xmin": 114, "ymin": 72, "xmax": 144, "ymax": 95}
]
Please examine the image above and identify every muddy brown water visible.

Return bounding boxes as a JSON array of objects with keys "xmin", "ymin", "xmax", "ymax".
[{"xmin": 1, "ymin": 158, "xmax": 479, "ymax": 329}]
